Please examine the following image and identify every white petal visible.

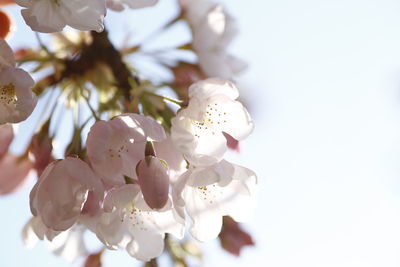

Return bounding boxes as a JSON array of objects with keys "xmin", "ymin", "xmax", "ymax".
[
  {"xmin": 22, "ymin": 217, "xmax": 40, "ymax": 249},
  {"xmin": 126, "ymin": 222, "xmax": 165, "ymax": 261},
  {"xmin": 183, "ymin": 185, "xmax": 223, "ymax": 241},
  {"xmin": 107, "ymin": 0, "xmax": 158, "ymax": 10},
  {"xmin": 103, "ymin": 184, "xmax": 140, "ymax": 212},
  {"xmin": 60, "ymin": 0, "xmax": 106, "ymax": 32},
  {"xmin": 20, "ymin": 1, "xmax": 66, "ymax": 33},
  {"xmin": 171, "ymin": 111, "xmax": 227, "ymax": 166},
  {"xmin": 48, "ymin": 225, "xmax": 88, "ymax": 262},
  {"xmin": 188, "ymin": 78, "xmax": 239, "ymax": 101}
]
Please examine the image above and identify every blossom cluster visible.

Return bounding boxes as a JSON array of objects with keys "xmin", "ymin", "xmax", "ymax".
[
  {"xmin": 22, "ymin": 78, "xmax": 256, "ymax": 261},
  {"xmin": 0, "ymin": 0, "xmax": 257, "ymax": 264}
]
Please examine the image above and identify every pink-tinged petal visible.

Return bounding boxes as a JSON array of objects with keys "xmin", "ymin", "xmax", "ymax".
[
  {"xmin": 0, "ymin": 66, "xmax": 36, "ymax": 124},
  {"xmin": 32, "ymin": 157, "xmax": 103, "ymax": 231},
  {"xmin": 107, "ymin": 0, "xmax": 158, "ymax": 11},
  {"xmin": 126, "ymin": 228, "xmax": 164, "ymax": 262},
  {"xmin": 103, "ymin": 184, "xmax": 140, "ymax": 212},
  {"xmin": 61, "ymin": 0, "xmax": 106, "ymax": 33},
  {"xmin": 81, "ymin": 191, "xmax": 102, "ymax": 216},
  {"xmin": 0, "ymin": 123, "xmax": 13, "ymax": 159},
  {"xmin": 87, "ymin": 119, "xmax": 139, "ymax": 185},
  {"xmin": 22, "ymin": 216, "xmax": 60, "ymax": 249},
  {"xmin": 0, "ymin": 154, "xmax": 32, "ymax": 195},
  {"xmin": 120, "ymin": 113, "xmax": 166, "ymax": 142},
  {"xmin": 137, "ymin": 156, "xmax": 169, "ymax": 210},
  {"xmin": 188, "ymin": 78, "xmax": 239, "ymax": 101},
  {"xmin": 19, "ymin": 1, "xmax": 66, "ymax": 33},
  {"xmin": 64, "ymin": 157, "xmax": 104, "ymax": 197},
  {"xmin": 87, "ymin": 114, "xmax": 166, "ymax": 185},
  {"xmin": 154, "ymin": 136, "xmax": 187, "ymax": 182},
  {"xmin": 16, "ymin": 0, "xmax": 106, "ymax": 33},
  {"xmin": 0, "ymin": 38, "xmax": 15, "ymax": 68}
]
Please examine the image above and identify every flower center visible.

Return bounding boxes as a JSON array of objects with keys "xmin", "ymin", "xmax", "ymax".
[
  {"xmin": 197, "ymin": 184, "xmax": 222, "ymax": 204},
  {"xmin": 192, "ymin": 103, "xmax": 228, "ymax": 138},
  {"xmin": 0, "ymin": 83, "xmax": 16, "ymax": 106},
  {"xmin": 107, "ymin": 140, "xmax": 130, "ymax": 158}
]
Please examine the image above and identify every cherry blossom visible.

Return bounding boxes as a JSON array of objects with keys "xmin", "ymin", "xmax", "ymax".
[
  {"xmin": 173, "ymin": 160, "xmax": 257, "ymax": 242},
  {"xmin": 0, "ymin": 66, "xmax": 36, "ymax": 124},
  {"xmin": 83, "ymin": 184, "xmax": 184, "ymax": 261},
  {"xmin": 30, "ymin": 157, "xmax": 104, "ymax": 231},
  {"xmin": 14, "ymin": 0, "xmax": 106, "ymax": 33},
  {"xmin": 0, "ymin": 39, "xmax": 37, "ymax": 124},
  {"xmin": 180, "ymin": 0, "xmax": 246, "ymax": 78},
  {"xmin": 86, "ymin": 113, "xmax": 166, "ymax": 186},
  {"xmin": 106, "ymin": 0, "xmax": 158, "ymax": 11},
  {"xmin": 171, "ymin": 78, "xmax": 253, "ymax": 166}
]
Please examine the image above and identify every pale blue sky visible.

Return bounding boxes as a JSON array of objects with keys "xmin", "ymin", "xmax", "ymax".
[{"xmin": 3, "ymin": 0, "xmax": 400, "ymax": 266}]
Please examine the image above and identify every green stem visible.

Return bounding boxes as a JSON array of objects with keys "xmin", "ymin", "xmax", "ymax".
[{"xmin": 144, "ymin": 91, "xmax": 183, "ymax": 106}]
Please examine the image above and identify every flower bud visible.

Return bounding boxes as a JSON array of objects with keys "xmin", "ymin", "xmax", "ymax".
[
  {"xmin": 136, "ymin": 156, "xmax": 169, "ymax": 210},
  {"xmin": 219, "ymin": 216, "xmax": 254, "ymax": 256}
]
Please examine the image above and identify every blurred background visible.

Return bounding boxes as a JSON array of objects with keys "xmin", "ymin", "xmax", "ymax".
[{"xmin": 3, "ymin": 0, "xmax": 400, "ymax": 266}]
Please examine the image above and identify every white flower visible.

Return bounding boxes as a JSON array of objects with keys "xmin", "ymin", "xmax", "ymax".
[
  {"xmin": 0, "ymin": 67, "xmax": 37, "ymax": 124},
  {"xmin": 30, "ymin": 157, "xmax": 104, "ymax": 231},
  {"xmin": 15, "ymin": 0, "xmax": 106, "ymax": 33},
  {"xmin": 0, "ymin": 39, "xmax": 37, "ymax": 125},
  {"xmin": 171, "ymin": 78, "xmax": 254, "ymax": 166},
  {"xmin": 86, "ymin": 113, "xmax": 166, "ymax": 186},
  {"xmin": 106, "ymin": 0, "xmax": 158, "ymax": 11},
  {"xmin": 180, "ymin": 1, "xmax": 246, "ymax": 78},
  {"xmin": 173, "ymin": 160, "xmax": 257, "ymax": 241},
  {"xmin": 83, "ymin": 184, "xmax": 184, "ymax": 261}
]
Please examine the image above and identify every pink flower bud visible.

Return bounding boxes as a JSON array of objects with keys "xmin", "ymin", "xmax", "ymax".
[
  {"xmin": 219, "ymin": 216, "xmax": 254, "ymax": 256},
  {"xmin": 136, "ymin": 156, "xmax": 169, "ymax": 210}
]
